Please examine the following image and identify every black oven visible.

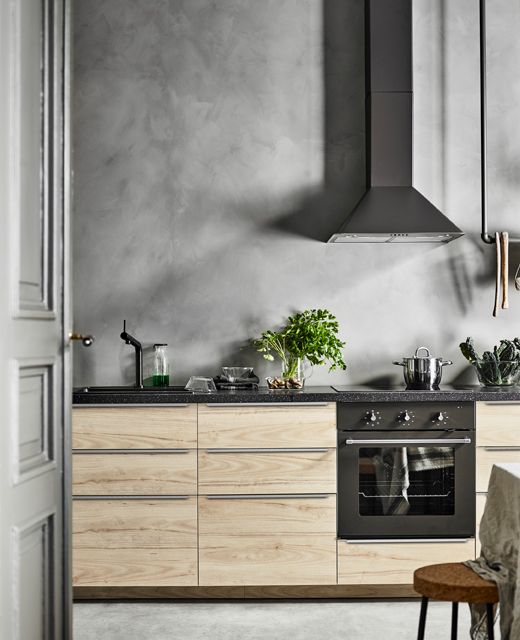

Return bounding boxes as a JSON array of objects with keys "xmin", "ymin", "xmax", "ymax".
[{"xmin": 337, "ymin": 402, "xmax": 475, "ymax": 539}]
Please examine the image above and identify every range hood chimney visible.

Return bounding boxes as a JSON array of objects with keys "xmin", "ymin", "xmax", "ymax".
[{"xmin": 328, "ymin": 0, "xmax": 463, "ymax": 244}]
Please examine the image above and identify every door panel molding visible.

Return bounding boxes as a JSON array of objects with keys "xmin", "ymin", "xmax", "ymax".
[
  {"xmin": 10, "ymin": 357, "xmax": 58, "ymax": 485},
  {"xmin": 12, "ymin": 511, "xmax": 56, "ymax": 640},
  {"xmin": 9, "ymin": 0, "xmax": 59, "ymax": 319}
]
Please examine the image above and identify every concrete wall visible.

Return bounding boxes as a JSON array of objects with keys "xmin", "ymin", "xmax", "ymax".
[{"xmin": 73, "ymin": 0, "xmax": 520, "ymax": 387}]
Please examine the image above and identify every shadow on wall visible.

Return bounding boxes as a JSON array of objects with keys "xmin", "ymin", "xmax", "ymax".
[
  {"xmin": 73, "ymin": 0, "xmax": 520, "ymax": 388},
  {"xmin": 267, "ymin": 0, "xmax": 366, "ymax": 242}
]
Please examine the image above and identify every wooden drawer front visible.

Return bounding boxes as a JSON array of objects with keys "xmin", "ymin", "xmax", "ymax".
[
  {"xmin": 338, "ymin": 540, "xmax": 476, "ymax": 585},
  {"xmin": 72, "ymin": 406, "xmax": 197, "ymax": 449},
  {"xmin": 73, "ymin": 547, "xmax": 197, "ymax": 586},
  {"xmin": 72, "ymin": 452, "xmax": 197, "ymax": 495},
  {"xmin": 73, "ymin": 498, "xmax": 198, "ymax": 586},
  {"xmin": 199, "ymin": 535, "xmax": 336, "ymax": 586},
  {"xmin": 73, "ymin": 498, "xmax": 197, "ymax": 586},
  {"xmin": 476, "ymin": 447, "xmax": 520, "ymax": 492},
  {"xmin": 73, "ymin": 498, "xmax": 197, "ymax": 548},
  {"xmin": 476, "ymin": 403, "xmax": 520, "ymax": 447},
  {"xmin": 199, "ymin": 495, "xmax": 336, "ymax": 536},
  {"xmin": 198, "ymin": 449, "xmax": 336, "ymax": 494},
  {"xmin": 198, "ymin": 404, "xmax": 336, "ymax": 448}
]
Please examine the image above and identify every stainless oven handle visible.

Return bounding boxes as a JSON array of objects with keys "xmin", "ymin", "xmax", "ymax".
[
  {"xmin": 344, "ymin": 538, "xmax": 472, "ymax": 544},
  {"xmin": 344, "ymin": 438, "xmax": 471, "ymax": 445}
]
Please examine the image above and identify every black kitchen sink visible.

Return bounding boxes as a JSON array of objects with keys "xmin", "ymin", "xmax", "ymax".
[{"xmin": 74, "ymin": 386, "xmax": 194, "ymax": 394}]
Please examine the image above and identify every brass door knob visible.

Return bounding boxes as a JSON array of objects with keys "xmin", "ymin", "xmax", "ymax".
[{"xmin": 69, "ymin": 332, "xmax": 95, "ymax": 347}]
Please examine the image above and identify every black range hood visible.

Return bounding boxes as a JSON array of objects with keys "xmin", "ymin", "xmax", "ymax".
[{"xmin": 328, "ymin": 0, "xmax": 463, "ymax": 244}]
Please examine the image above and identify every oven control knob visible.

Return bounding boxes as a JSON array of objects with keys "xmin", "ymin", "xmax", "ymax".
[
  {"xmin": 398, "ymin": 410, "xmax": 413, "ymax": 422},
  {"xmin": 366, "ymin": 410, "xmax": 379, "ymax": 423},
  {"xmin": 434, "ymin": 411, "xmax": 448, "ymax": 422}
]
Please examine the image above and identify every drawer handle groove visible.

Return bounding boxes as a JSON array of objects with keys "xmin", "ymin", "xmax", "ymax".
[
  {"xmin": 205, "ymin": 494, "xmax": 331, "ymax": 500},
  {"xmin": 203, "ymin": 403, "xmax": 330, "ymax": 407},
  {"xmin": 481, "ymin": 402, "xmax": 520, "ymax": 406},
  {"xmin": 482, "ymin": 446, "xmax": 520, "ymax": 451},
  {"xmin": 204, "ymin": 448, "xmax": 330, "ymax": 454},
  {"xmin": 73, "ymin": 404, "xmax": 191, "ymax": 408},
  {"xmin": 72, "ymin": 495, "xmax": 191, "ymax": 500},
  {"xmin": 73, "ymin": 449, "xmax": 191, "ymax": 454}
]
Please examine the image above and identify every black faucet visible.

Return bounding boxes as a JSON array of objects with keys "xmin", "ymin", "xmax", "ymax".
[{"xmin": 120, "ymin": 320, "xmax": 143, "ymax": 388}]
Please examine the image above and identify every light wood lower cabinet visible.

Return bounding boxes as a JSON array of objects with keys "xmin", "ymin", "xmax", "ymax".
[
  {"xmin": 73, "ymin": 451, "xmax": 197, "ymax": 495},
  {"xmin": 73, "ymin": 498, "xmax": 197, "ymax": 547},
  {"xmin": 199, "ymin": 495, "xmax": 337, "ymax": 536},
  {"xmin": 74, "ymin": 548, "xmax": 197, "ymax": 587},
  {"xmin": 337, "ymin": 539, "xmax": 476, "ymax": 585},
  {"xmin": 476, "ymin": 403, "xmax": 520, "ymax": 446},
  {"xmin": 198, "ymin": 449, "xmax": 336, "ymax": 495},
  {"xmin": 198, "ymin": 403, "xmax": 336, "ymax": 448},
  {"xmin": 73, "ymin": 498, "xmax": 198, "ymax": 586},
  {"xmin": 475, "ymin": 402, "xmax": 520, "ymax": 493},
  {"xmin": 476, "ymin": 447, "xmax": 520, "ymax": 492},
  {"xmin": 72, "ymin": 405, "xmax": 197, "ymax": 449},
  {"xmin": 199, "ymin": 496, "xmax": 337, "ymax": 586},
  {"xmin": 70, "ymin": 402, "xmax": 497, "ymax": 592},
  {"xmin": 200, "ymin": 535, "xmax": 336, "ymax": 586}
]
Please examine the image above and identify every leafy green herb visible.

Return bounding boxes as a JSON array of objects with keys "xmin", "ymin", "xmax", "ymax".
[
  {"xmin": 253, "ymin": 309, "xmax": 346, "ymax": 379},
  {"xmin": 459, "ymin": 337, "xmax": 479, "ymax": 364},
  {"xmin": 459, "ymin": 337, "xmax": 520, "ymax": 386}
]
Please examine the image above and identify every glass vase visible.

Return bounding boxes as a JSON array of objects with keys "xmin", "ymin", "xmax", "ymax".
[{"xmin": 266, "ymin": 358, "xmax": 311, "ymax": 390}]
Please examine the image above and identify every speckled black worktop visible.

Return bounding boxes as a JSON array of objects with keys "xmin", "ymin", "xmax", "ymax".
[{"xmin": 72, "ymin": 384, "xmax": 520, "ymax": 404}]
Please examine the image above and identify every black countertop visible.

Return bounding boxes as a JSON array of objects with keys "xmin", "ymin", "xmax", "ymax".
[{"xmin": 72, "ymin": 384, "xmax": 520, "ymax": 404}]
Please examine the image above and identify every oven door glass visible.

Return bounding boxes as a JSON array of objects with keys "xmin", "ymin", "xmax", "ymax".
[{"xmin": 358, "ymin": 445, "xmax": 455, "ymax": 516}]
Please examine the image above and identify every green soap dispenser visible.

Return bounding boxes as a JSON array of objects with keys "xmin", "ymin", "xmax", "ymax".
[{"xmin": 152, "ymin": 344, "xmax": 169, "ymax": 387}]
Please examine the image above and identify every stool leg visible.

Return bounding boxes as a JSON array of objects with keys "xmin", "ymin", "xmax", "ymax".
[
  {"xmin": 486, "ymin": 603, "xmax": 495, "ymax": 640},
  {"xmin": 417, "ymin": 596, "xmax": 428, "ymax": 640},
  {"xmin": 451, "ymin": 602, "xmax": 458, "ymax": 640}
]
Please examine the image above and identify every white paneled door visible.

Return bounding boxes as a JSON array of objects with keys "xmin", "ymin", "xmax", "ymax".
[{"xmin": 0, "ymin": 0, "xmax": 71, "ymax": 638}]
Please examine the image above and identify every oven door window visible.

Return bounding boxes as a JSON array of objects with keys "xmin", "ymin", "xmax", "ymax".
[{"xmin": 359, "ymin": 446, "xmax": 455, "ymax": 516}]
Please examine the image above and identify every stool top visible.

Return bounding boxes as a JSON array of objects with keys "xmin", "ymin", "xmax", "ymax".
[{"xmin": 413, "ymin": 562, "xmax": 499, "ymax": 604}]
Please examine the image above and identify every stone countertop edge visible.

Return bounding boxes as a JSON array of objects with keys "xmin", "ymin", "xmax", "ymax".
[{"xmin": 72, "ymin": 385, "xmax": 520, "ymax": 404}]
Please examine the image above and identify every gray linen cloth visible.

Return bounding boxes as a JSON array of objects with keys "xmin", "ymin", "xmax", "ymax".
[
  {"xmin": 374, "ymin": 447, "xmax": 410, "ymax": 514},
  {"xmin": 465, "ymin": 463, "xmax": 520, "ymax": 639},
  {"xmin": 373, "ymin": 447, "xmax": 454, "ymax": 515}
]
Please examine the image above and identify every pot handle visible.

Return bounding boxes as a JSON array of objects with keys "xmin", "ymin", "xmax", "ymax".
[
  {"xmin": 415, "ymin": 346, "xmax": 431, "ymax": 357},
  {"xmin": 441, "ymin": 360, "xmax": 453, "ymax": 366},
  {"xmin": 392, "ymin": 361, "xmax": 405, "ymax": 366}
]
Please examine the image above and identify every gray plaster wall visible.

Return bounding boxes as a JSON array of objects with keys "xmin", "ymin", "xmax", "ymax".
[{"xmin": 73, "ymin": 0, "xmax": 520, "ymax": 388}]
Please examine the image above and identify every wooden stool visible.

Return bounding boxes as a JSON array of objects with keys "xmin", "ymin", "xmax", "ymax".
[{"xmin": 413, "ymin": 562, "xmax": 499, "ymax": 640}]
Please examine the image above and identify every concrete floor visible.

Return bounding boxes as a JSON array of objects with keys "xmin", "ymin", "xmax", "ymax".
[{"xmin": 74, "ymin": 599, "xmax": 476, "ymax": 639}]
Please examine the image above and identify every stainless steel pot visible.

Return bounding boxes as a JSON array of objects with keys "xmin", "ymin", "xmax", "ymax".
[{"xmin": 393, "ymin": 346, "xmax": 453, "ymax": 390}]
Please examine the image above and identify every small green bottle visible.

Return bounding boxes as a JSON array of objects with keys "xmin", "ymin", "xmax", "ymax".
[{"xmin": 152, "ymin": 344, "xmax": 169, "ymax": 387}]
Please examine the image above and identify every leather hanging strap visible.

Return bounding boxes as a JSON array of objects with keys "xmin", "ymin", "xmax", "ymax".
[
  {"xmin": 493, "ymin": 231, "xmax": 501, "ymax": 317},
  {"xmin": 501, "ymin": 231, "xmax": 509, "ymax": 309}
]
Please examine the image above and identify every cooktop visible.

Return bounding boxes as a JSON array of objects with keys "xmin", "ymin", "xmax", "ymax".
[{"xmin": 332, "ymin": 384, "xmax": 481, "ymax": 392}]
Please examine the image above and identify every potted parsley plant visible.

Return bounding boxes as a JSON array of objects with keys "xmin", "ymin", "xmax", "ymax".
[{"xmin": 253, "ymin": 309, "xmax": 346, "ymax": 389}]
